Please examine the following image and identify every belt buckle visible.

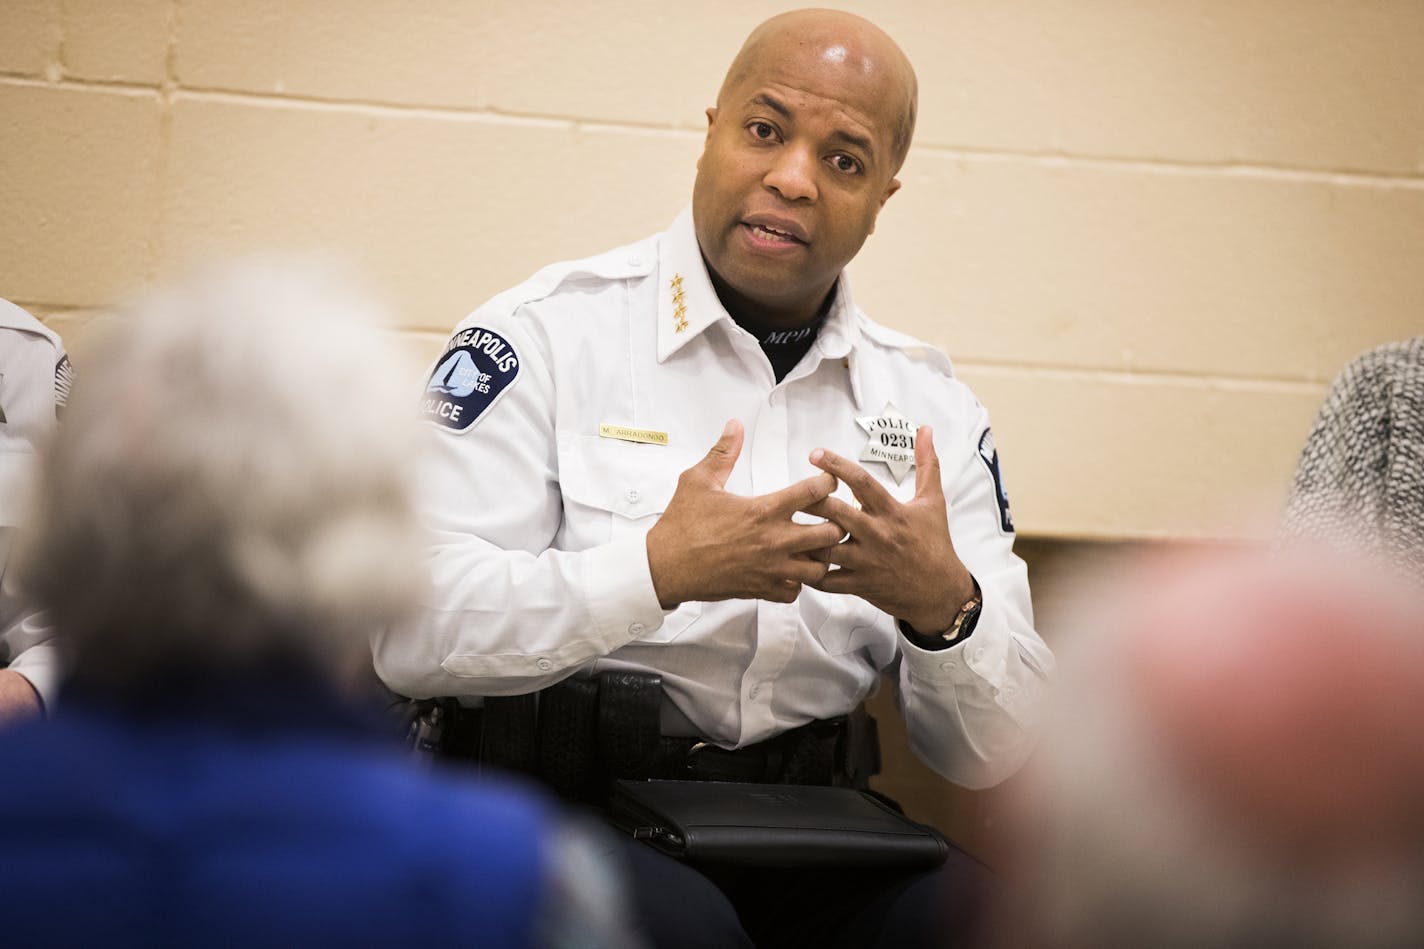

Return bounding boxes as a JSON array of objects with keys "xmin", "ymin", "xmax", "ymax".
[
  {"xmin": 685, "ymin": 740, "xmax": 773, "ymax": 783},
  {"xmin": 685, "ymin": 740, "xmax": 739, "ymax": 781},
  {"xmin": 684, "ymin": 740, "xmax": 715, "ymax": 774}
]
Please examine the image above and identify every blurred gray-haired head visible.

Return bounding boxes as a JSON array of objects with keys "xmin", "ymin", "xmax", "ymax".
[
  {"xmin": 20, "ymin": 261, "xmax": 428, "ymax": 694},
  {"xmin": 998, "ymin": 548, "xmax": 1424, "ymax": 949}
]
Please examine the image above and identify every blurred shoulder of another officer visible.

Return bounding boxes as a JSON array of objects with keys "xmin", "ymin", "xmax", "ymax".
[{"xmin": 0, "ymin": 298, "xmax": 73, "ymax": 725}]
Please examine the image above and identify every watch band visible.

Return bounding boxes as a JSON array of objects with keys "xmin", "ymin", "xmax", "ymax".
[
  {"xmin": 897, "ymin": 577, "xmax": 983, "ymax": 650},
  {"xmin": 942, "ymin": 587, "xmax": 983, "ymax": 643}
]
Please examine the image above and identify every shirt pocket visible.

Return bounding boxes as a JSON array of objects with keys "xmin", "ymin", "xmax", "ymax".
[
  {"xmin": 801, "ymin": 587, "xmax": 888, "ymax": 657},
  {"xmin": 559, "ymin": 434, "xmax": 703, "ymax": 643}
]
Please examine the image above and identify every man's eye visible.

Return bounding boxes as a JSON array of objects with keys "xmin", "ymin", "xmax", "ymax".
[
  {"xmin": 748, "ymin": 121, "xmax": 778, "ymax": 141},
  {"xmin": 830, "ymin": 154, "xmax": 862, "ymax": 174}
]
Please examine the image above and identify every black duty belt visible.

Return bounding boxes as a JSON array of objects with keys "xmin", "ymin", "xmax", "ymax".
[{"xmin": 405, "ymin": 672, "xmax": 881, "ymax": 804}]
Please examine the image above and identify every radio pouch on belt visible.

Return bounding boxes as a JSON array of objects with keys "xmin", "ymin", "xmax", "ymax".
[
  {"xmin": 481, "ymin": 692, "xmax": 538, "ymax": 776},
  {"xmin": 598, "ymin": 671, "xmax": 663, "ymax": 780},
  {"xmin": 537, "ymin": 676, "xmax": 601, "ymax": 800},
  {"xmin": 607, "ymin": 779, "xmax": 950, "ymax": 870}
]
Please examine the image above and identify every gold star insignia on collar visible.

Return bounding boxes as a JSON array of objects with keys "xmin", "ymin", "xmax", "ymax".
[{"xmin": 671, "ymin": 274, "xmax": 689, "ymax": 332}]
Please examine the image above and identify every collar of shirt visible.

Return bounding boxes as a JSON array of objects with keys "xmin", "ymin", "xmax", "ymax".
[{"xmin": 654, "ymin": 207, "xmax": 870, "ymax": 410}]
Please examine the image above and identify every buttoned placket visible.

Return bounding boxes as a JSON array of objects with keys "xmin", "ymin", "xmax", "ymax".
[{"xmin": 736, "ymin": 339, "xmax": 841, "ymax": 744}]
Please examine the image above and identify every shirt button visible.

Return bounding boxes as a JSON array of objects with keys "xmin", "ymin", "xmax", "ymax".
[
  {"xmin": 625, "ymin": 488, "xmax": 641, "ymax": 503},
  {"xmin": 536, "ymin": 658, "xmax": 553, "ymax": 671},
  {"xmin": 628, "ymin": 254, "xmax": 643, "ymax": 266},
  {"xmin": 940, "ymin": 660, "xmax": 958, "ymax": 671},
  {"xmin": 749, "ymin": 685, "xmax": 761, "ymax": 698},
  {"xmin": 974, "ymin": 647, "xmax": 986, "ymax": 662},
  {"xmin": 628, "ymin": 622, "xmax": 646, "ymax": 635}
]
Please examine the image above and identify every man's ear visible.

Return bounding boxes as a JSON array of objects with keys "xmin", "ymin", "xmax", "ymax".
[
  {"xmin": 868, "ymin": 177, "xmax": 902, "ymax": 234},
  {"xmin": 696, "ymin": 108, "xmax": 718, "ymax": 172},
  {"xmin": 880, "ymin": 177, "xmax": 902, "ymax": 208}
]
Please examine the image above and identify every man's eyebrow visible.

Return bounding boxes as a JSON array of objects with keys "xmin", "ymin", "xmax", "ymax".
[
  {"xmin": 749, "ymin": 93, "xmax": 792, "ymax": 121},
  {"xmin": 748, "ymin": 93, "xmax": 877, "ymax": 159},
  {"xmin": 829, "ymin": 128, "xmax": 874, "ymax": 158}
]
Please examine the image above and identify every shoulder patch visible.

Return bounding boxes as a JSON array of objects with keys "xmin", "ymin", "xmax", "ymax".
[
  {"xmin": 54, "ymin": 354, "xmax": 73, "ymax": 418},
  {"xmin": 977, "ymin": 428, "xmax": 1014, "ymax": 534},
  {"xmin": 420, "ymin": 327, "xmax": 521, "ymax": 432}
]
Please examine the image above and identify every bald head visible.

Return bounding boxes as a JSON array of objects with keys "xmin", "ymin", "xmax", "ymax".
[
  {"xmin": 719, "ymin": 9, "xmax": 918, "ymax": 171},
  {"xmin": 692, "ymin": 8, "xmax": 916, "ymax": 326}
]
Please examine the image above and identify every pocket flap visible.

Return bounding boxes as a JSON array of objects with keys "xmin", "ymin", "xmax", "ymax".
[{"xmin": 559, "ymin": 434, "xmax": 695, "ymax": 519}]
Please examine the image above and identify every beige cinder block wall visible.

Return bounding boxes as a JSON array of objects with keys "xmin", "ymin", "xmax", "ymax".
[{"xmin": 3, "ymin": 0, "xmax": 1422, "ymax": 542}]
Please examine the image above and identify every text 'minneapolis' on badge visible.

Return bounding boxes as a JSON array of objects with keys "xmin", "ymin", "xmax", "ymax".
[{"xmin": 421, "ymin": 326, "xmax": 520, "ymax": 432}]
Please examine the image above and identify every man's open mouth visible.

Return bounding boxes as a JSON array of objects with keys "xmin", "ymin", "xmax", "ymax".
[{"xmin": 742, "ymin": 218, "xmax": 808, "ymax": 245}]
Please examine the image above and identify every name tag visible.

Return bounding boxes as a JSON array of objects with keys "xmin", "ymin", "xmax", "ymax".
[{"xmin": 599, "ymin": 423, "xmax": 668, "ymax": 446}]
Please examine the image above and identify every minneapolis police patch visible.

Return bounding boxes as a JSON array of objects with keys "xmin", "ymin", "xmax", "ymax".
[
  {"xmin": 421, "ymin": 326, "xmax": 520, "ymax": 432},
  {"xmin": 977, "ymin": 428, "xmax": 1014, "ymax": 534}
]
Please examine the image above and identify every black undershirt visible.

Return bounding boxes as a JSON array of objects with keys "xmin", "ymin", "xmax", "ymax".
[{"xmin": 733, "ymin": 311, "xmax": 828, "ymax": 383}]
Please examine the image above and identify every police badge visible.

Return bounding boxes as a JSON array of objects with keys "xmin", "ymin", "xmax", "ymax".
[{"xmin": 856, "ymin": 403, "xmax": 917, "ymax": 484}]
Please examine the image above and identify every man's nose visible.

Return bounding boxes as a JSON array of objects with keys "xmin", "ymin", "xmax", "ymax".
[{"xmin": 763, "ymin": 146, "xmax": 818, "ymax": 202}]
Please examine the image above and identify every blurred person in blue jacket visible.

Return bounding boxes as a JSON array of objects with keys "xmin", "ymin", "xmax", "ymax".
[{"xmin": 0, "ymin": 264, "xmax": 638, "ymax": 949}]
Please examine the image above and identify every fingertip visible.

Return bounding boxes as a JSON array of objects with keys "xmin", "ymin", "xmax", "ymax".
[
  {"xmin": 809, "ymin": 448, "xmax": 825, "ymax": 465},
  {"xmin": 916, "ymin": 425, "xmax": 937, "ymax": 462},
  {"xmin": 705, "ymin": 419, "xmax": 744, "ymax": 479}
]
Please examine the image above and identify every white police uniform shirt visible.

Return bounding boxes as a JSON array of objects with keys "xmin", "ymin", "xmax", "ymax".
[
  {"xmin": 0, "ymin": 299, "xmax": 71, "ymax": 709},
  {"xmin": 377, "ymin": 208, "xmax": 1053, "ymax": 788}
]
